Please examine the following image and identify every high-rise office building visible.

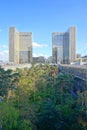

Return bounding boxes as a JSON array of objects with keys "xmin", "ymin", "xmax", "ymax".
[
  {"xmin": 9, "ymin": 27, "xmax": 32, "ymax": 64},
  {"xmin": 52, "ymin": 27, "xmax": 76, "ymax": 64}
]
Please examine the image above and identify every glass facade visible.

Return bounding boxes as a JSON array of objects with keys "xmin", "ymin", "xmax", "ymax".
[
  {"xmin": 52, "ymin": 33, "xmax": 63, "ymax": 63},
  {"xmin": 19, "ymin": 51, "xmax": 29, "ymax": 63},
  {"xmin": 63, "ymin": 32, "xmax": 69, "ymax": 64},
  {"xmin": 52, "ymin": 27, "xmax": 76, "ymax": 64}
]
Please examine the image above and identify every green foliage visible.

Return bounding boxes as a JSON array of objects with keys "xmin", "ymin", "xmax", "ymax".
[
  {"xmin": 0, "ymin": 67, "xmax": 19, "ymax": 97},
  {"xmin": 37, "ymin": 100, "xmax": 62, "ymax": 130},
  {"xmin": 0, "ymin": 65, "xmax": 87, "ymax": 129},
  {"xmin": 18, "ymin": 120, "xmax": 32, "ymax": 130},
  {"xmin": 0, "ymin": 102, "xmax": 19, "ymax": 130}
]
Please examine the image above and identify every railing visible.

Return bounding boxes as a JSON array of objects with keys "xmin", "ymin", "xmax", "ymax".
[{"xmin": 59, "ymin": 64, "xmax": 87, "ymax": 81}]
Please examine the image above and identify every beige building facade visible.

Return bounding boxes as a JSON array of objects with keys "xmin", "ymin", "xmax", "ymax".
[{"xmin": 9, "ymin": 27, "xmax": 32, "ymax": 64}]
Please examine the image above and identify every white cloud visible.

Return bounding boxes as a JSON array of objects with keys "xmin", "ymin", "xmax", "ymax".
[
  {"xmin": 2, "ymin": 45, "xmax": 8, "ymax": 48},
  {"xmin": 3, "ymin": 50, "xmax": 8, "ymax": 53},
  {"xmin": 0, "ymin": 44, "xmax": 8, "ymax": 49},
  {"xmin": 33, "ymin": 42, "xmax": 48, "ymax": 48},
  {"xmin": 0, "ymin": 52, "xmax": 4, "ymax": 56},
  {"xmin": 0, "ymin": 44, "xmax": 8, "ymax": 61},
  {"xmin": 0, "ymin": 51, "xmax": 8, "ymax": 61},
  {"xmin": 33, "ymin": 53, "xmax": 49, "ymax": 58}
]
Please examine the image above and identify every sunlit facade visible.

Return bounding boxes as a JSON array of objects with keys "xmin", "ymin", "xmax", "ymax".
[{"xmin": 9, "ymin": 27, "xmax": 32, "ymax": 64}]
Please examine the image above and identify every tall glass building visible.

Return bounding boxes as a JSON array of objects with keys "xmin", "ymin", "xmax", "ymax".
[{"xmin": 52, "ymin": 27, "xmax": 76, "ymax": 64}]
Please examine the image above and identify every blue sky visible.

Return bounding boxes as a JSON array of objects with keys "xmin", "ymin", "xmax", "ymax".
[{"xmin": 0, "ymin": 0, "xmax": 87, "ymax": 61}]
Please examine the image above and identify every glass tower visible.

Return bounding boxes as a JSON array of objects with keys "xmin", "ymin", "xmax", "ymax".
[{"xmin": 52, "ymin": 27, "xmax": 76, "ymax": 64}]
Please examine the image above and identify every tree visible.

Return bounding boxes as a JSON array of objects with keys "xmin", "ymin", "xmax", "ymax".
[
  {"xmin": 0, "ymin": 102, "xmax": 19, "ymax": 130},
  {"xmin": 0, "ymin": 67, "xmax": 19, "ymax": 97}
]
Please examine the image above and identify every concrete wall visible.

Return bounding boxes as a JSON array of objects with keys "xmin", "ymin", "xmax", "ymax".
[
  {"xmin": 59, "ymin": 64, "xmax": 87, "ymax": 92},
  {"xmin": 59, "ymin": 64, "xmax": 87, "ymax": 80}
]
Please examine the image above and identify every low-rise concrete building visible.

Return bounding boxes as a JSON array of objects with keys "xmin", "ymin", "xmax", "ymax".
[{"xmin": 33, "ymin": 56, "xmax": 45, "ymax": 63}]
